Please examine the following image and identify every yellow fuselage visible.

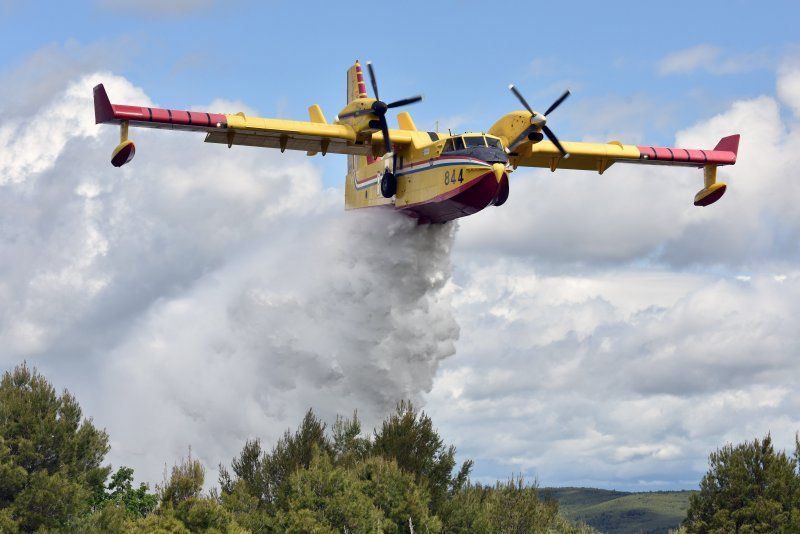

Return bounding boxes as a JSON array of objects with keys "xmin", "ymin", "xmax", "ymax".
[{"xmin": 344, "ymin": 129, "xmax": 509, "ymax": 223}]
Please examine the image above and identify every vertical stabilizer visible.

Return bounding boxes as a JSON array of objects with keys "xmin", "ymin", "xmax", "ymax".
[
  {"xmin": 713, "ymin": 134, "xmax": 740, "ymax": 155},
  {"xmin": 347, "ymin": 61, "xmax": 371, "ymax": 174},
  {"xmin": 347, "ymin": 60, "xmax": 369, "ymax": 104}
]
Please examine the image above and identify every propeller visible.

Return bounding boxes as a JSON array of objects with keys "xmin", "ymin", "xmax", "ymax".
[
  {"xmin": 339, "ymin": 61, "xmax": 423, "ymax": 153},
  {"xmin": 509, "ymin": 85, "xmax": 571, "ymax": 158}
]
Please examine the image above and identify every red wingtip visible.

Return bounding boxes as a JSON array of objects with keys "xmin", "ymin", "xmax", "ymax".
[
  {"xmin": 93, "ymin": 84, "xmax": 114, "ymax": 124},
  {"xmin": 714, "ymin": 134, "xmax": 740, "ymax": 156}
]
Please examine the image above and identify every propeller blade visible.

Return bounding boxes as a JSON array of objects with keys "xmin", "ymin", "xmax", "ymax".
[
  {"xmin": 544, "ymin": 90, "xmax": 571, "ymax": 116},
  {"xmin": 366, "ymin": 61, "xmax": 380, "ymax": 101},
  {"xmin": 509, "ymin": 84, "xmax": 534, "ymax": 115},
  {"xmin": 387, "ymin": 95, "xmax": 423, "ymax": 109},
  {"xmin": 542, "ymin": 125, "xmax": 569, "ymax": 158},
  {"xmin": 379, "ymin": 115, "xmax": 391, "ymax": 154}
]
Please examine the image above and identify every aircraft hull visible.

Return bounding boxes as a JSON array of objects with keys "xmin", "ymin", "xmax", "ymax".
[{"xmin": 398, "ymin": 170, "xmax": 505, "ymax": 224}]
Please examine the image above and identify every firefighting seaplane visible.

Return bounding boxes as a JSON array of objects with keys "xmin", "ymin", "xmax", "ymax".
[{"xmin": 93, "ymin": 61, "xmax": 739, "ymax": 224}]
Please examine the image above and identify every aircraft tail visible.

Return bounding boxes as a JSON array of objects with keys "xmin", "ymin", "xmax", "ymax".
[
  {"xmin": 347, "ymin": 61, "xmax": 369, "ymax": 104},
  {"xmin": 347, "ymin": 61, "xmax": 371, "ymax": 174}
]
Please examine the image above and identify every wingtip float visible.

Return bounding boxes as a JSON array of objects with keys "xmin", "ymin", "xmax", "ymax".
[{"xmin": 94, "ymin": 63, "xmax": 740, "ymax": 223}]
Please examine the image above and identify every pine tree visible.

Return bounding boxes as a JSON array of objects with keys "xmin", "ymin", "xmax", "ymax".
[
  {"xmin": 372, "ymin": 400, "xmax": 472, "ymax": 515},
  {"xmin": 685, "ymin": 433, "xmax": 800, "ymax": 533},
  {"xmin": 0, "ymin": 362, "xmax": 110, "ymax": 531}
]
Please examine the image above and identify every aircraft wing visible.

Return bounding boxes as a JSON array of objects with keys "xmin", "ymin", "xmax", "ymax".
[
  {"xmin": 511, "ymin": 136, "xmax": 739, "ymax": 174},
  {"xmin": 508, "ymin": 135, "xmax": 739, "ymax": 206},
  {"xmin": 93, "ymin": 84, "xmax": 412, "ymax": 158}
]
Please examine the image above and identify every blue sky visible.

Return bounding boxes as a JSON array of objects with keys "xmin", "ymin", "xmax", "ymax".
[
  {"xmin": 2, "ymin": 0, "xmax": 792, "ymax": 152},
  {"xmin": 2, "ymin": 0, "xmax": 800, "ymax": 493}
]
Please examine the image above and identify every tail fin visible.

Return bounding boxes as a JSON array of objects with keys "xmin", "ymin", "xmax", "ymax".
[
  {"xmin": 713, "ymin": 134, "xmax": 740, "ymax": 157},
  {"xmin": 93, "ymin": 84, "xmax": 115, "ymax": 124},
  {"xmin": 347, "ymin": 60, "xmax": 369, "ymax": 104},
  {"xmin": 347, "ymin": 61, "xmax": 371, "ymax": 174}
]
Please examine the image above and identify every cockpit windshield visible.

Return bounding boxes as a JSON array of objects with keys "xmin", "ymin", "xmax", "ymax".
[
  {"xmin": 443, "ymin": 135, "xmax": 502, "ymax": 153},
  {"xmin": 464, "ymin": 136, "xmax": 486, "ymax": 148},
  {"xmin": 444, "ymin": 137, "xmax": 465, "ymax": 152}
]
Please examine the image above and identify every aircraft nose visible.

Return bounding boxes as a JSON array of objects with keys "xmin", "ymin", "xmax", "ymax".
[{"xmin": 492, "ymin": 163, "xmax": 505, "ymax": 183}]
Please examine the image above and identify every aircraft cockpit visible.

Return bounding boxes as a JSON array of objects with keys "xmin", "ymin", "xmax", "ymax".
[
  {"xmin": 443, "ymin": 134, "xmax": 502, "ymax": 152},
  {"xmin": 441, "ymin": 134, "xmax": 507, "ymax": 164}
]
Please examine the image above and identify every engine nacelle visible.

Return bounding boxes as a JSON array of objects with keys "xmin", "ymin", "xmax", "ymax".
[
  {"xmin": 488, "ymin": 111, "xmax": 536, "ymax": 151},
  {"xmin": 335, "ymin": 98, "xmax": 380, "ymax": 135}
]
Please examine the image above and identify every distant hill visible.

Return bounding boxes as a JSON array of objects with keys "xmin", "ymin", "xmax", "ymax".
[{"xmin": 541, "ymin": 487, "xmax": 693, "ymax": 534}]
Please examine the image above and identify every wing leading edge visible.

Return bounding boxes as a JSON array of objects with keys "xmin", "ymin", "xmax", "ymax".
[{"xmin": 511, "ymin": 136, "xmax": 739, "ymax": 172}]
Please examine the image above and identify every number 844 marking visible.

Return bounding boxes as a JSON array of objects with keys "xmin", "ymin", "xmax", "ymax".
[{"xmin": 444, "ymin": 169, "xmax": 463, "ymax": 186}]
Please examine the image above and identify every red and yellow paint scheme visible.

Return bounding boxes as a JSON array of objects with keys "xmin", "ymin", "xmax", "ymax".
[{"xmin": 94, "ymin": 61, "xmax": 739, "ymax": 223}]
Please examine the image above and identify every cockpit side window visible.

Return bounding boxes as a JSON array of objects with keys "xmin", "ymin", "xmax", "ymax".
[
  {"xmin": 464, "ymin": 136, "xmax": 487, "ymax": 148},
  {"xmin": 486, "ymin": 137, "xmax": 501, "ymax": 149}
]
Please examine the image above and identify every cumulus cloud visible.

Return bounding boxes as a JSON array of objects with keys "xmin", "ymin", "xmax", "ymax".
[
  {"xmin": 429, "ymin": 263, "xmax": 800, "ymax": 489},
  {"xmin": 427, "ymin": 62, "xmax": 800, "ymax": 490},
  {"xmin": 0, "ymin": 72, "xmax": 458, "ymax": 485},
  {"xmin": 457, "ymin": 74, "xmax": 800, "ymax": 269},
  {"xmin": 5, "ymin": 42, "xmax": 800, "ymax": 494},
  {"xmin": 777, "ymin": 59, "xmax": 800, "ymax": 117}
]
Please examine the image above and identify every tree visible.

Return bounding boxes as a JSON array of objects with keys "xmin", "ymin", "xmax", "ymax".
[
  {"xmin": 0, "ymin": 362, "xmax": 110, "ymax": 531},
  {"xmin": 355, "ymin": 455, "xmax": 442, "ymax": 533},
  {"xmin": 685, "ymin": 433, "xmax": 800, "ymax": 533},
  {"xmin": 484, "ymin": 476, "xmax": 580, "ymax": 533},
  {"xmin": 219, "ymin": 479, "xmax": 273, "ymax": 533},
  {"xmin": 102, "ymin": 466, "xmax": 158, "ymax": 517},
  {"xmin": 372, "ymin": 400, "xmax": 472, "ymax": 515},
  {"xmin": 160, "ymin": 451, "xmax": 205, "ymax": 508},
  {"xmin": 274, "ymin": 452, "xmax": 386, "ymax": 532},
  {"xmin": 442, "ymin": 478, "xmax": 595, "ymax": 534},
  {"xmin": 158, "ymin": 451, "xmax": 247, "ymax": 533},
  {"xmin": 331, "ymin": 411, "xmax": 370, "ymax": 468},
  {"xmin": 219, "ymin": 409, "xmax": 333, "ymax": 511}
]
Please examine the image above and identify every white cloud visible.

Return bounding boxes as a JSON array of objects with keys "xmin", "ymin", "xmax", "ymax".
[
  {"xmin": 658, "ymin": 44, "xmax": 766, "ymax": 76},
  {"xmin": 456, "ymin": 87, "xmax": 800, "ymax": 268},
  {"xmin": 426, "ymin": 60, "xmax": 800, "ymax": 490},
  {"xmin": 5, "ymin": 42, "xmax": 800, "ymax": 495},
  {"xmin": 428, "ymin": 265, "xmax": 800, "ymax": 489},
  {"xmin": 777, "ymin": 60, "xmax": 800, "ymax": 117},
  {"xmin": 659, "ymin": 44, "xmax": 723, "ymax": 75},
  {"xmin": 0, "ymin": 71, "xmax": 459, "ymax": 486}
]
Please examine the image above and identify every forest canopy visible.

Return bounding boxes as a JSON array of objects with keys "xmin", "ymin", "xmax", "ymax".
[{"xmin": 0, "ymin": 363, "xmax": 593, "ymax": 533}]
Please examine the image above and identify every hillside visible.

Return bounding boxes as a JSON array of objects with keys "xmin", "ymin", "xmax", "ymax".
[{"xmin": 542, "ymin": 487, "xmax": 693, "ymax": 534}]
